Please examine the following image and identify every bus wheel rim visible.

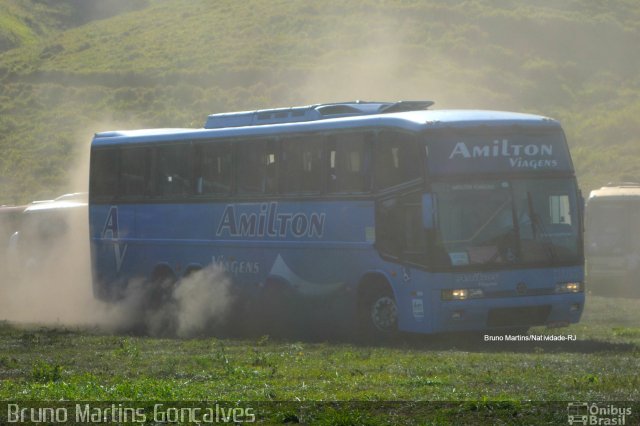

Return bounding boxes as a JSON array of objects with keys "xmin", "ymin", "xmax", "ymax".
[{"xmin": 371, "ymin": 296, "xmax": 397, "ymax": 332}]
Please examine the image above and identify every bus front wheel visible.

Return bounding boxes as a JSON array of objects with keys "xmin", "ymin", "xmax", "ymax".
[{"xmin": 359, "ymin": 283, "xmax": 398, "ymax": 340}]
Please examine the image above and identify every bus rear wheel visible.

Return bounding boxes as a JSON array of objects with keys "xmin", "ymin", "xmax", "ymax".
[
  {"xmin": 359, "ymin": 284, "xmax": 398, "ymax": 340},
  {"xmin": 143, "ymin": 268, "xmax": 178, "ymax": 336},
  {"xmin": 147, "ymin": 269, "xmax": 177, "ymax": 308}
]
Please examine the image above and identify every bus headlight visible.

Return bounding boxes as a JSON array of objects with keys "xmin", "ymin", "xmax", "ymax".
[
  {"xmin": 441, "ymin": 288, "xmax": 484, "ymax": 301},
  {"xmin": 555, "ymin": 282, "xmax": 583, "ymax": 293}
]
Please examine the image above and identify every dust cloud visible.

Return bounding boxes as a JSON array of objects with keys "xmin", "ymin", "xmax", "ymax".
[
  {"xmin": 99, "ymin": 266, "xmax": 233, "ymax": 338},
  {"xmin": 284, "ymin": 19, "xmax": 496, "ymax": 111},
  {"xmin": 0, "ymin": 142, "xmax": 94, "ymax": 326},
  {"xmin": 0, "ymin": 124, "xmax": 235, "ymax": 338},
  {"xmin": 173, "ymin": 266, "xmax": 232, "ymax": 337}
]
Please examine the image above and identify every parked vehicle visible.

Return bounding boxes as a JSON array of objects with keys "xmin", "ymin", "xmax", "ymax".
[
  {"xmin": 586, "ymin": 183, "xmax": 640, "ymax": 296},
  {"xmin": 0, "ymin": 204, "xmax": 27, "ymax": 273},
  {"xmin": 7, "ymin": 193, "xmax": 87, "ymax": 276}
]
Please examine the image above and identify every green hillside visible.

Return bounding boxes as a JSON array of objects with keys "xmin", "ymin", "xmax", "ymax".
[{"xmin": 1, "ymin": 0, "xmax": 639, "ymax": 202}]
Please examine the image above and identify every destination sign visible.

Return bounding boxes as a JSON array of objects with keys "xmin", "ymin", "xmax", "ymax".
[{"xmin": 426, "ymin": 129, "xmax": 573, "ymax": 175}]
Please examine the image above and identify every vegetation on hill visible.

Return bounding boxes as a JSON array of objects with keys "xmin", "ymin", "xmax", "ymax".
[{"xmin": 1, "ymin": 0, "xmax": 639, "ymax": 202}]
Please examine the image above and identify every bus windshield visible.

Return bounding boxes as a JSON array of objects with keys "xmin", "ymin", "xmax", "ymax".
[{"xmin": 432, "ymin": 178, "xmax": 580, "ymax": 268}]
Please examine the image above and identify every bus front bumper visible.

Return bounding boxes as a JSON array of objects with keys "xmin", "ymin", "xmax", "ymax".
[{"xmin": 432, "ymin": 292, "xmax": 584, "ymax": 333}]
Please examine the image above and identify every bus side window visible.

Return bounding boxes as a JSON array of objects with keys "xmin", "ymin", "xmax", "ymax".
[
  {"xmin": 153, "ymin": 144, "xmax": 191, "ymax": 198},
  {"xmin": 327, "ymin": 133, "xmax": 372, "ymax": 194},
  {"xmin": 550, "ymin": 194, "xmax": 572, "ymax": 225},
  {"xmin": 280, "ymin": 136, "xmax": 323, "ymax": 194},
  {"xmin": 120, "ymin": 147, "xmax": 149, "ymax": 198},
  {"xmin": 237, "ymin": 141, "xmax": 265, "ymax": 194},
  {"xmin": 376, "ymin": 191, "xmax": 428, "ymax": 265},
  {"xmin": 237, "ymin": 140, "xmax": 277, "ymax": 195},
  {"xmin": 195, "ymin": 143, "xmax": 232, "ymax": 195},
  {"xmin": 265, "ymin": 140, "xmax": 278, "ymax": 194},
  {"xmin": 90, "ymin": 148, "xmax": 118, "ymax": 200},
  {"xmin": 374, "ymin": 131, "xmax": 422, "ymax": 190},
  {"xmin": 376, "ymin": 197, "xmax": 403, "ymax": 257}
]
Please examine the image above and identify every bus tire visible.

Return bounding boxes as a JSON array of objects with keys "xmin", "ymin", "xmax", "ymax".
[
  {"xmin": 257, "ymin": 279, "xmax": 294, "ymax": 336},
  {"xmin": 144, "ymin": 266, "xmax": 178, "ymax": 336},
  {"xmin": 147, "ymin": 266, "xmax": 178, "ymax": 308},
  {"xmin": 358, "ymin": 281, "xmax": 398, "ymax": 341}
]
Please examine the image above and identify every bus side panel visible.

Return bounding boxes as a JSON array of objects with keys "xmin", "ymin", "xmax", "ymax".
[
  {"xmin": 90, "ymin": 200, "xmax": 379, "ymax": 323},
  {"xmin": 90, "ymin": 204, "xmax": 139, "ymax": 300}
]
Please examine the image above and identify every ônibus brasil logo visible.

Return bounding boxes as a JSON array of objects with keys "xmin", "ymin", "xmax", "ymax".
[{"xmin": 567, "ymin": 402, "xmax": 632, "ymax": 425}]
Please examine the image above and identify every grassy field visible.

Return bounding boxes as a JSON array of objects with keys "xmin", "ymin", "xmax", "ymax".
[{"xmin": 0, "ymin": 294, "xmax": 638, "ymax": 424}]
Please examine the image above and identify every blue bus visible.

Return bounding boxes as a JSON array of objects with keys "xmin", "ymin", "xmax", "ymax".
[{"xmin": 89, "ymin": 101, "xmax": 584, "ymax": 337}]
